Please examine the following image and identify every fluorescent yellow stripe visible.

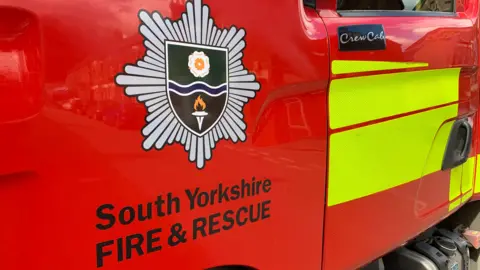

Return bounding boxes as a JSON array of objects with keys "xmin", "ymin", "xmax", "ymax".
[
  {"xmin": 328, "ymin": 105, "xmax": 457, "ymax": 206},
  {"xmin": 462, "ymin": 190, "xmax": 473, "ymax": 203},
  {"xmin": 332, "ymin": 60, "xmax": 429, "ymax": 75},
  {"xmin": 462, "ymin": 157, "xmax": 476, "ymax": 193},
  {"xmin": 475, "ymin": 155, "xmax": 480, "ymax": 194},
  {"xmin": 450, "ymin": 165, "xmax": 463, "ymax": 201},
  {"xmin": 423, "ymin": 120, "xmax": 454, "ymax": 176},
  {"xmin": 449, "ymin": 197, "xmax": 461, "ymax": 211},
  {"xmin": 449, "ymin": 157, "xmax": 475, "ymax": 206},
  {"xmin": 329, "ymin": 68, "xmax": 460, "ymax": 129}
]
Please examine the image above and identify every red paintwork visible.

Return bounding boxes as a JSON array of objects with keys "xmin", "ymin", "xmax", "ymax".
[
  {"xmin": 321, "ymin": 0, "xmax": 479, "ymax": 268},
  {"xmin": 0, "ymin": 1, "xmax": 329, "ymax": 270},
  {"xmin": 473, "ymin": 0, "xmax": 480, "ymax": 203},
  {"xmin": 0, "ymin": 0, "xmax": 479, "ymax": 269}
]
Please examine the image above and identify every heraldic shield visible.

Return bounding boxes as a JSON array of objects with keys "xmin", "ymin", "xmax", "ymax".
[
  {"xmin": 166, "ymin": 41, "xmax": 228, "ymax": 136},
  {"xmin": 114, "ymin": 0, "xmax": 261, "ymax": 169}
]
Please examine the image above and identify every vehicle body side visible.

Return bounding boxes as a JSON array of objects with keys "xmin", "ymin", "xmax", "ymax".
[
  {"xmin": 0, "ymin": 0, "xmax": 329, "ymax": 269},
  {"xmin": 0, "ymin": 0, "xmax": 480, "ymax": 269}
]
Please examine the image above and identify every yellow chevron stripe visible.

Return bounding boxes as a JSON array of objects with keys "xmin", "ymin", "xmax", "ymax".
[
  {"xmin": 329, "ymin": 68, "xmax": 460, "ymax": 129},
  {"xmin": 328, "ymin": 104, "xmax": 458, "ymax": 206},
  {"xmin": 448, "ymin": 156, "xmax": 475, "ymax": 210},
  {"xmin": 462, "ymin": 157, "xmax": 476, "ymax": 194},
  {"xmin": 462, "ymin": 190, "xmax": 473, "ymax": 203},
  {"xmin": 449, "ymin": 197, "xmax": 461, "ymax": 211},
  {"xmin": 475, "ymin": 156, "xmax": 480, "ymax": 194},
  {"xmin": 450, "ymin": 165, "xmax": 462, "ymax": 202},
  {"xmin": 331, "ymin": 60, "xmax": 429, "ymax": 75}
]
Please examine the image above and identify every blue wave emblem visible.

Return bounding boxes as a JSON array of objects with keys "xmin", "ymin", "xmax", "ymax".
[{"xmin": 168, "ymin": 81, "xmax": 227, "ymax": 96}]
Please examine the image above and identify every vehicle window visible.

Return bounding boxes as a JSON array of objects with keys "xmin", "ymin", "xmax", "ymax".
[{"xmin": 337, "ymin": 0, "xmax": 455, "ymax": 12}]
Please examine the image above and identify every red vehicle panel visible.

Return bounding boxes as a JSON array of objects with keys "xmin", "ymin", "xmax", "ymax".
[
  {"xmin": 0, "ymin": 0, "xmax": 329, "ymax": 269},
  {"xmin": 1, "ymin": 0, "xmax": 480, "ymax": 269},
  {"xmin": 321, "ymin": 2, "xmax": 478, "ymax": 268}
]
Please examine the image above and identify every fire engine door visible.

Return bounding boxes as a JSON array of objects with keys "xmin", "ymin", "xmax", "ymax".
[{"xmin": 318, "ymin": 0, "xmax": 478, "ymax": 269}]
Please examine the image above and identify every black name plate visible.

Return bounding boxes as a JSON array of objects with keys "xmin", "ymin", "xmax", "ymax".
[{"xmin": 338, "ymin": 24, "xmax": 386, "ymax": 52}]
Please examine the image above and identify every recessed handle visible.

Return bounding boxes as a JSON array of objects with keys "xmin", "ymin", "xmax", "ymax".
[{"xmin": 441, "ymin": 118, "xmax": 472, "ymax": 171}]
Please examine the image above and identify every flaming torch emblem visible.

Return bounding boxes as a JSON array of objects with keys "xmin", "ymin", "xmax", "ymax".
[{"xmin": 192, "ymin": 95, "xmax": 208, "ymax": 130}]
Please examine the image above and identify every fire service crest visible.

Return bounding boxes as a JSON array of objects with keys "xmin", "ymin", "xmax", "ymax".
[{"xmin": 115, "ymin": 0, "xmax": 261, "ymax": 169}]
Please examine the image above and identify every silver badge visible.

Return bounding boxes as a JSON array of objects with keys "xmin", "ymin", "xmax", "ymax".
[{"xmin": 115, "ymin": 0, "xmax": 261, "ymax": 169}]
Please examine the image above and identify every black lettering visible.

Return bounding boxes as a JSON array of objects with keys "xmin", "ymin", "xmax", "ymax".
[
  {"xmin": 96, "ymin": 240, "xmax": 114, "ymax": 268},
  {"xmin": 155, "ymin": 195, "xmax": 166, "ymax": 217},
  {"xmin": 230, "ymin": 185, "xmax": 240, "ymax": 200},
  {"xmin": 263, "ymin": 179, "xmax": 272, "ymax": 193},
  {"xmin": 249, "ymin": 203, "xmax": 260, "ymax": 222},
  {"xmin": 167, "ymin": 193, "xmax": 180, "ymax": 214},
  {"xmin": 236, "ymin": 206, "xmax": 248, "ymax": 226},
  {"xmin": 222, "ymin": 210, "xmax": 235, "ymax": 230},
  {"xmin": 126, "ymin": 234, "xmax": 144, "ymax": 259},
  {"xmin": 96, "ymin": 204, "xmax": 115, "ymax": 230},
  {"xmin": 117, "ymin": 237, "xmax": 124, "ymax": 262},
  {"xmin": 185, "ymin": 188, "xmax": 199, "ymax": 210},
  {"xmin": 241, "ymin": 179, "xmax": 250, "ymax": 198},
  {"xmin": 192, "ymin": 217, "xmax": 207, "ymax": 240},
  {"xmin": 198, "ymin": 192, "xmax": 209, "ymax": 207},
  {"xmin": 146, "ymin": 228, "xmax": 162, "ymax": 253},
  {"xmin": 254, "ymin": 178, "xmax": 262, "ymax": 196},
  {"xmin": 210, "ymin": 188, "xmax": 218, "ymax": 205},
  {"xmin": 119, "ymin": 206, "xmax": 136, "ymax": 225},
  {"xmin": 262, "ymin": 200, "xmax": 271, "ymax": 219},
  {"xmin": 218, "ymin": 183, "xmax": 230, "ymax": 203},
  {"xmin": 138, "ymin": 203, "xmax": 152, "ymax": 222},
  {"xmin": 209, "ymin": 212, "xmax": 221, "ymax": 235}
]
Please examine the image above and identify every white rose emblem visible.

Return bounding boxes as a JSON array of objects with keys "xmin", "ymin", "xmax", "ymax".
[{"xmin": 188, "ymin": 51, "xmax": 210, "ymax": 78}]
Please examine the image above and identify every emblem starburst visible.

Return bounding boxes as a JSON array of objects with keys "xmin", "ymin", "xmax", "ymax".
[{"xmin": 115, "ymin": 0, "xmax": 261, "ymax": 169}]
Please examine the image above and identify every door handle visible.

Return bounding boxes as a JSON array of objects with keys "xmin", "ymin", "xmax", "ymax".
[{"xmin": 441, "ymin": 118, "xmax": 472, "ymax": 170}]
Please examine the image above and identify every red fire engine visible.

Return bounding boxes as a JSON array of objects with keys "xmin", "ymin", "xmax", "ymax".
[{"xmin": 1, "ymin": 0, "xmax": 480, "ymax": 269}]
